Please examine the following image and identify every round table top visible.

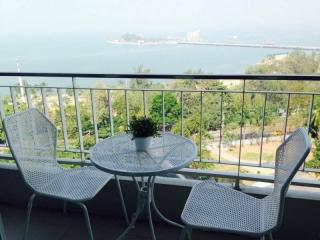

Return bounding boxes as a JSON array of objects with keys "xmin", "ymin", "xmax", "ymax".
[{"xmin": 90, "ymin": 133, "xmax": 197, "ymax": 176}]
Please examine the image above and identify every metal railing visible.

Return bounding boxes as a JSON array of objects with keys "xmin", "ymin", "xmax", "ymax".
[{"xmin": 1, "ymin": 72, "xmax": 320, "ymax": 188}]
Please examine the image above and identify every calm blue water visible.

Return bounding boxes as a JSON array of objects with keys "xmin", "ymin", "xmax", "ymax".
[{"xmin": 0, "ymin": 30, "xmax": 319, "ymax": 88}]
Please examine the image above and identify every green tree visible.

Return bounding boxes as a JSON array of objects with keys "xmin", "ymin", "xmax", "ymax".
[
  {"xmin": 306, "ymin": 140, "xmax": 320, "ymax": 169},
  {"xmin": 310, "ymin": 109, "xmax": 320, "ymax": 139},
  {"xmin": 130, "ymin": 65, "xmax": 152, "ymax": 89},
  {"xmin": 150, "ymin": 93, "xmax": 180, "ymax": 128},
  {"xmin": 246, "ymin": 51, "xmax": 320, "ymax": 75}
]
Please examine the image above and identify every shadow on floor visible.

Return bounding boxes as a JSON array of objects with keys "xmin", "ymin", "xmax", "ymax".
[{"xmin": 0, "ymin": 204, "xmax": 257, "ymax": 240}]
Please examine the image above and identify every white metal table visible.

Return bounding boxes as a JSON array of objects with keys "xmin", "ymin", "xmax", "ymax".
[{"xmin": 90, "ymin": 133, "xmax": 197, "ymax": 240}]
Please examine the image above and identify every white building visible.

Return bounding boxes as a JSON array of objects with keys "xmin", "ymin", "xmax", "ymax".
[{"xmin": 187, "ymin": 30, "xmax": 201, "ymax": 42}]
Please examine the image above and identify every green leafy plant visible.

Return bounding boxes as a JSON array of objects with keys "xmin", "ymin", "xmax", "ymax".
[{"xmin": 128, "ymin": 116, "xmax": 160, "ymax": 139}]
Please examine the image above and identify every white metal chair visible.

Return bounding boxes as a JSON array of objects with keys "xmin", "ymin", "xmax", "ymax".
[
  {"xmin": 3, "ymin": 108, "xmax": 128, "ymax": 240},
  {"xmin": 181, "ymin": 128, "xmax": 311, "ymax": 240}
]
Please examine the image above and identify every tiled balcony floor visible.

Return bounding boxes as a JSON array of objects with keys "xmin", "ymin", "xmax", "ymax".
[{"xmin": 0, "ymin": 203, "xmax": 254, "ymax": 240}]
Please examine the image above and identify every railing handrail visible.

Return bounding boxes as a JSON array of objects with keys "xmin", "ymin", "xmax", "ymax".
[{"xmin": 0, "ymin": 72, "xmax": 320, "ymax": 80}]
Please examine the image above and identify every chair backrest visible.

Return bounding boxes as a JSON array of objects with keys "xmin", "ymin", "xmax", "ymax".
[
  {"xmin": 274, "ymin": 128, "xmax": 311, "ymax": 195},
  {"xmin": 3, "ymin": 108, "xmax": 59, "ymax": 189},
  {"xmin": 261, "ymin": 128, "xmax": 311, "ymax": 233}
]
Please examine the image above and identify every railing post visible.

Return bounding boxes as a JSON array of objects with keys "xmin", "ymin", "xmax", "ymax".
[
  {"xmin": 283, "ymin": 93, "xmax": 291, "ymax": 142},
  {"xmin": 57, "ymin": 88, "xmax": 69, "ymax": 150},
  {"xmin": 10, "ymin": 87, "xmax": 18, "ymax": 113},
  {"xmin": 72, "ymin": 77, "xmax": 84, "ymax": 160},
  {"xmin": 143, "ymin": 90, "xmax": 147, "ymax": 117},
  {"xmin": 25, "ymin": 88, "xmax": 32, "ymax": 108},
  {"xmin": 125, "ymin": 90, "xmax": 129, "ymax": 130},
  {"xmin": 180, "ymin": 91, "xmax": 183, "ymax": 136},
  {"xmin": 0, "ymin": 94, "xmax": 8, "ymax": 147},
  {"xmin": 162, "ymin": 91, "xmax": 165, "ymax": 133},
  {"xmin": 219, "ymin": 92, "xmax": 223, "ymax": 163},
  {"xmin": 41, "ymin": 88, "xmax": 49, "ymax": 117},
  {"xmin": 90, "ymin": 89, "xmax": 99, "ymax": 143},
  {"xmin": 0, "ymin": 95, "xmax": 5, "ymax": 120},
  {"xmin": 108, "ymin": 90, "xmax": 114, "ymax": 136},
  {"xmin": 304, "ymin": 94, "xmax": 315, "ymax": 171},
  {"xmin": 235, "ymin": 79, "xmax": 246, "ymax": 190},
  {"xmin": 307, "ymin": 94, "xmax": 315, "ymax": 134},
  {"xmin": 199, "ymin": 91, "xmax": 203, "ymax": 161},
  {"xmin": 259, "ymin": 93, "xmax": 268, "ymax": 167}
]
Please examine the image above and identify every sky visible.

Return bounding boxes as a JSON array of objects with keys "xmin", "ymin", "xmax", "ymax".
[{"xmin": 0, "ymin": 0, "xmax": 320, "ymax": 37}]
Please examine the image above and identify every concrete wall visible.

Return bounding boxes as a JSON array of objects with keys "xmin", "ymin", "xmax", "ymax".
[{"xmin": 0, "ymin": 165, "xmax": 319, "ymax": 239}]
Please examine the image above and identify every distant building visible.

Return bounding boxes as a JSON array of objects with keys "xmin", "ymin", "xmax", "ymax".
[{"xmin": 187, "ymin": 30, "xmax": 201, "ymax": 42}]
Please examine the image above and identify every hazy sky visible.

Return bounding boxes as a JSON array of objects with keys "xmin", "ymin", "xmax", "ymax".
[{"xmin": 0, "ymin": 0, "xmax": 319, "ymax": 36}]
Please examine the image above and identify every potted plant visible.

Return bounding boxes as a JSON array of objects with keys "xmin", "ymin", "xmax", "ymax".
[{"xmin": 129, "ymin": 116, "xmax": 160, "ymax": 151}]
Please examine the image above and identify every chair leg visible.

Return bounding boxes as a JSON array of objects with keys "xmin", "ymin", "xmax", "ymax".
[
  {"xmin": 76, "ymin": 203, "xmax": 94, "ymax": 240},
  {"xmin": 179, "ymin": 227, "xmax": 192, "ymax": 240},
  {"xmin": 146, "ymin": 177, "xmax": 156, "ymax": 240},
  {"xmin": 268, "ymin": 233, "xmax": 274, "ymax": 240},
  {"xmin": 115, "ymin": 175, "xmax": 129, "ymax": 225},
  {"xmin": 186, "ymin": 229, "xmax": 192, "ymax": 240},
  {"xmin": 0, "ymin": 213, "xmax": 6, "ymax": 240},
  {"xmin": 179, "ymin": 228, "xmax": 186, "ymax": 240},
  {"xmin": 63, "ymin": 201, "xmax": 67, "ymax": 214},
  {"xmin": 23, "ymin": 193, "xmax": 36, "ymax": 240}
]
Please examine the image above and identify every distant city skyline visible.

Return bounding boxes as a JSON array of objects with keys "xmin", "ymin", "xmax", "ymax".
[{"xmin": 0, "ymin": 0, "xmax": 319, "ymax": 36}]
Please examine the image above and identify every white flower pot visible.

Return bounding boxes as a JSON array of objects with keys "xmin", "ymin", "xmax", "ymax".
[{"xmin": 135, "ymin": 137, "xmax": 152, "ymax": 152}]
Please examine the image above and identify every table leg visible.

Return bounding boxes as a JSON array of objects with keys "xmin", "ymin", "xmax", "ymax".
[
  {"xmin": 115, "ymin": 175, "xmax": 129, "ymax": 226},
  {"xmin": 150, "ymin": 176, "xmax": 184, "ymax": 229},
  {"xmin": 116, "ymin": 176, "xmax": 156, "ymax": 240},
  {"xmin": 147, "ymin": 176, "xmax": 156, "ymax": 240}
]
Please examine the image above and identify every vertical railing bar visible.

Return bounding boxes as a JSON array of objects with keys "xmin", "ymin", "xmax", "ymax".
[
  {"xmin": 162, "ymin": 91, "xmax": 165, "ymax": 133},
  {"xmin": 235, "ymin": 79, "xmax": 246, "ymax": 190},
  {"xmin": 10, "ymin": 87, "xmax": 18, "ymax": 113},
  {"xmin": 307, "ymin": 94, "xmax": 315, "ymax": 134},
  {"xmin": 180, "ymin": 91, "xmax": 183, "ymax": 136},
  {"xmin": 90, "ymin": 89, "xmax": 99, "ymax": 143},
  {"xmin": 72, "ymin": 77, "xmax": 84, "ymax": 160},
  {"xmin": 25, "ymin": 87, "xmax": 32, "ymax": 108},
  {"xmin": 143, "ymin": 90, "xmax": 147, "ymax": 117},
  {"xmin": 199, "ymin": 91, "xmax": 203, "ymax": 162},
  {"xmin": 283, "ymin": 93, "xmax": 291, "ymax": 142},
  {"xmin": 219, "ymin": 92, "xmax": 223, "ymax": 163},
  {"xmin": 259, "ymin": 93, "xmax": 268, "ymax": 167},
  {"xmin": 0, "ymin": 95, "xmax": 5, "ymax": 120},
  {"xmin": 57, "ymin": 89, "xmax": 69, "ymax": 150},
  {"xmin": 41, "ymin": 88, "xmax": 49, "ymax": 117},
  {"xmin": 0, "ymin": 94, "xmax": 8, "ymax": 146},
  {"xmin": 125, "ymin": 89, "xmax": 129, "ymax": 130},
  {"xmin": 304, "ymin": 94, "xmax": 315, "ymax": 171},
  {"xmin": 108, "ymin": 90, "xmax": 114, "ymax": 136}
]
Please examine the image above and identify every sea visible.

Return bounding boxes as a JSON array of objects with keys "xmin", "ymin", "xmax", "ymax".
[{"xmin": 0, "ymin": 29, "xmax": 319, "ymax": 89}]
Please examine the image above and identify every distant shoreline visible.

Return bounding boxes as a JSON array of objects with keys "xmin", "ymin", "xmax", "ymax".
[{"xmin": 107, "ymin": 40, "xmax": 178, "ymax": 46}]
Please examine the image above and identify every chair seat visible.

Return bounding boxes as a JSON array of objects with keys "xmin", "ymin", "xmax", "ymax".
[
  {"xmin": 181, "ymin": 181, "xmax": 264, "ymax": 236},
  {"xmin": 30, "ymin": 166, "xmax": 112, "ymax": 202}
]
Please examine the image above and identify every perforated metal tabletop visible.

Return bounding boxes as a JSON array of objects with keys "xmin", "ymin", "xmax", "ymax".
[{"xmin": 90, "ymin": 133, "xmax": 197, "ymax": 177}]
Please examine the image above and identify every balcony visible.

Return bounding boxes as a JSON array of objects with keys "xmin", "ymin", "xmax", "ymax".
[{"xmin": 0, "ymin": 72, "xmax": 320, "ymax": 239}]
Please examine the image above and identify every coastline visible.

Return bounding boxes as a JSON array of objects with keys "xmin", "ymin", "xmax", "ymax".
[{"xmin": 107, "ymin": 40, "xmax": 179, "ymax": 46}]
